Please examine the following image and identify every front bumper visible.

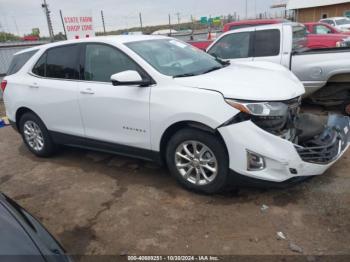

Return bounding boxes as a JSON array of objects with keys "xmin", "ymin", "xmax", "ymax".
[{"xmin": 218, "ymin": 114, "xmax": 350, "ymax": 183}]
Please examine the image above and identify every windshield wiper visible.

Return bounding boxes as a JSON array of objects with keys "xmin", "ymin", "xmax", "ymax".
[
  {"xmin": 211, "ymin": 53, "xmax": 231, "ymax": 66},
  {"xmin": 202, "ymin": 66, "xmax": 223, "ymax": 74},
  {"xmin": 173, "ymin": 73, "xmax": 197, "ymax": 78}
]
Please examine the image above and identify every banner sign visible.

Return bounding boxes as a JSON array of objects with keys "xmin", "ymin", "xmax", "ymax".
[
  {"xmin": 200, "ymin": 16, "xmax": 221, "ymax": 26},
  {"xmin": 62, "ymin": 11, "xmax": 95, "ymax": 39}
]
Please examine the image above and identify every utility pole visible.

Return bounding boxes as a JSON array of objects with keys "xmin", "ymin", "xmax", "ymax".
[
  {"xmin": 41, "ymin": 0, "xmax": 54, "ymax": 42},
  {"xmin": 12, "ymin": 16, "xmax": 20, "ymax": 36},
  {"xmin": 190, "ymin": 15, "xmax": 194, "ymax": 40},
  {"xmin": 176, "ymin": 12, "xmax": 181, "ymax": 26},
  {"xmin": 59, "ymin": 10, "xmax": 67, "ymax": 40},
  {"xmin": 101, "ymin": 10, "xmax": 106, "ymax": 34},
  {"xmin": 168, "ymin": 14, "xmax": 172, "ymax": 36},
  {"xmin": 245, "ymin": 0, "xmax": 248, "ymax": 19},
  {"xmin": 139, "ymin": 12, "xmax": 143, "ymax": 31}
]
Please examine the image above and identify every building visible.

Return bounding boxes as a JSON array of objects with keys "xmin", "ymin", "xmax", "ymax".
[{"xmin": 287, "ymin": 0, "xmax": 350, "ymax": 22}]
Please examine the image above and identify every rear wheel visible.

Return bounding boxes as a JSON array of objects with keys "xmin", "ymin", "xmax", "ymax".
[
  {"xmin": 166, "ymin": 128, "xmax": 229, "ymax": 194},
  {"xmin": 19, "ymin": 112, "xmax": 56, "ymax": 157}
]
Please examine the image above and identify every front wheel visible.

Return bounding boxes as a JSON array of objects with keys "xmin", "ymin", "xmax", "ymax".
[{"xmin": 166, "ymin": 128, "xmax": 229, "ymax": 194}]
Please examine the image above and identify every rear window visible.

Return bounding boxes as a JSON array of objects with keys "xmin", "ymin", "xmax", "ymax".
[
  {"xmin": 7, "ymin": 50, "xmax": 38, "ymax": 76},
  {"xmin": 292, "ymin": 25, "xmax": 308, "ymax": 51},
  {"xmin": 254, "ymin": 29, "xmax": 280, "ymax": 57}
]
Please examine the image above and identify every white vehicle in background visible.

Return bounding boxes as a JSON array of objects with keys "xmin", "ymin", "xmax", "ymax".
[
  {"xmin": 320, "ymin": 17, "xmax": 350, "ymax": 32},
  {"xmin": 207, "ymin": 22, "xmax": 350, "ymax": 114},
  {"xmin": 2, "ymin": 36, "xmax": 350, "ymax": 193}
]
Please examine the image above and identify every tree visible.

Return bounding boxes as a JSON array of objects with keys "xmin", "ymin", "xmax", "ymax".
[{"xmin": 0, "ymin": 32, "xmax": 20, "ymax": 42}]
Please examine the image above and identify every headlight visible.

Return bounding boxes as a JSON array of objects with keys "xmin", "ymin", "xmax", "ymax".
[{"xmin": 225, "ymin": 99, "xmax": 289, "ymax": 117}]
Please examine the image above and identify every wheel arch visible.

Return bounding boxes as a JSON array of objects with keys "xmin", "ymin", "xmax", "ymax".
[
  {"xmin": 159, "ymin": 121, "xmax": 228, "ymax": 164},
  {"xmin": 15, "ymin": 107, "xmax": 40, "ymax": 130}
]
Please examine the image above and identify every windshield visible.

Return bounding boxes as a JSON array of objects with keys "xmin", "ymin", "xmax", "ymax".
[
  {"xmin": 126, "ymin": 39, "xmax": 224, "ymax": 77},
  {"xmin": 336, "ymin": 18, "xmax": 350, "ymax": 25}
]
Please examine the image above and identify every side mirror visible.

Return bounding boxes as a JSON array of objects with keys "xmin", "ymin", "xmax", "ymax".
[{"xmin": 111, "ymin": 70, "xmax": 151, "ymax": 87}]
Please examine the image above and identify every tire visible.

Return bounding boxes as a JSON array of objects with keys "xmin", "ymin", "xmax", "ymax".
[
  {"xmin": 165, "ymin": 128, "xmax": 229, "ymax": 194},
  {"xmin": 19, "ymin": 112, "xmax": 56, "ymax": 157}
]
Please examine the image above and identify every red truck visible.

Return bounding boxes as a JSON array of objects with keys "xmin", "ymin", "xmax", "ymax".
[
  {"xmin": 22, "ymin": 35, "xmax": 39, "ymax": 41},
  {"xmin": 224, "ymin": 19, "xmax": 350, "ymax": 49},
  {"xmin": 187, "ymin": 19, "xmax": 350, "ymax": 50},
  {"xmin": 223, "ymin": 19, "xmax": 287, "ymax": 32},
  {"xmin": 304, "ymin": 22, "xmax": 350, "ymax": 48}
]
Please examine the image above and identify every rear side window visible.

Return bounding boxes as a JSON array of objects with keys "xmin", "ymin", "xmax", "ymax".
[
  {"xmin": 208, "ymin": 32, "xmax": 251, "ymax": 59},
  {"xmin": 253, "ymin": 29, "xmax": 280, "ymax": 57},
  {"xmin": 33, "ymin": 45, "xmax": 79, "ymax": 79},
  {"xmin": 292, "ymin": 25, "xmax": 308, "ymax": 51},
  {"xmin": 7, "ymin": 50, "xmax": 38, "ymax": 76},
  {"xmin": 46, "ymin": 45, "xmax": 79, "ymax": 79}
]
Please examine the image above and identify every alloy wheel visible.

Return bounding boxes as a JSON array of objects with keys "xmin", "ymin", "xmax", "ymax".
[
  {"xmin": 23, "ymin": 121, "xmax": 45, "ymax": 152},
  {"xmin": 175, "ymin": 140, "xmax": 218, "ymax": 186}
]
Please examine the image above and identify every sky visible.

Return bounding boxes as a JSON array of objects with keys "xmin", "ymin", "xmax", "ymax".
[{"xmin": 0, "ymin": 0, "xmax": 287, "ymax": 36}]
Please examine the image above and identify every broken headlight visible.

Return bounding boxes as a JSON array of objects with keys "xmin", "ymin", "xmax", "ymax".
[{"xmin": 225, "ymin": 99, "xmax": 289, "ymax": 117}]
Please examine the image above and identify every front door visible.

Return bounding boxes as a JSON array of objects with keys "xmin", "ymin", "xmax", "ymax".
[{"xmin": 77, "ymin": 43, "xmax": 151, "ymax": 150}]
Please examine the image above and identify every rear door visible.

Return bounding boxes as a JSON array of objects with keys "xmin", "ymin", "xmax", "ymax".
[
  {"xmin": 253, "ymin": 27, "xmax": 283, "ymax": 64},
  {"xmin": 207, "ymin": 27, "xmax": 255, "ymax": 62},
  {"xmin": 30, "ymin": 44, "xmax": 84, "ymax": 136}
]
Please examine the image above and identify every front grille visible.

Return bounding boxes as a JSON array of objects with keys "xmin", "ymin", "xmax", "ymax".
[{"xmin": 295, "ymin": 127, "xmax": 341, "ymax": 164}]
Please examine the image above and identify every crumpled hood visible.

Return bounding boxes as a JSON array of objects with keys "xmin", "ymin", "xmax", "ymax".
[{"xmin": 174, "ymin": 61, "xmax": 305, "ymax": 101}]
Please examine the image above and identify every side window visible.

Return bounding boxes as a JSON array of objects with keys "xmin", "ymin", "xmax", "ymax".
[
  {"xmin": 315, "ymin": 25, "xmax": 332, "ymax": 34},
  {"xmin": 7, "ymin": 50, "xmax": 38, "ymax": 75},
  {"xmin": 32, "ymin": 53, "xmax": 46, "ymax": 77},
  {"xmin": 208, "ymin": 32, "xmax": 251, "ymax": 59},
  {"xmin": 46, "ymin": 45, "xmax": 79, "ymax": 79},
  {"xmin": 253, "ymin": 29, "xmax": 280, "ymax": 57},
  {"xmin": 84, "ymin": 44, "xmax": 139, "ymax": 82},
  {"xmin": 292, "ymin": 26, "xmax": 308, "ymax": 51}
]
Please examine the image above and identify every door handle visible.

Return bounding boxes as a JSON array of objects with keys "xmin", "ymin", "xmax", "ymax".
[{"xmin": 80, "ymin": 88, "xmax": 95, "ymax": 95}]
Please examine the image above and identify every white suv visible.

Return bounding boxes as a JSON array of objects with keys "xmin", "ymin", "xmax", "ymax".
[{"xmin": 2, "ymin": 36, "xmax": 349, "ymax": 193}]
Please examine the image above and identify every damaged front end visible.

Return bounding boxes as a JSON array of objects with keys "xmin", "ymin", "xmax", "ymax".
[
  {"xmin": 295, "ymin": 114, "xmax": 350, "ymax": 164},
  {"xmin": 225, "ymin": 96, "xmax": 350, "ymax": 165}
]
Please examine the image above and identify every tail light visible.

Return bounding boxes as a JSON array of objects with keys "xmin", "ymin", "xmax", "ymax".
[{"xmin": 1, "ymin": 80, "xmax": 7, "ymax": 92}]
